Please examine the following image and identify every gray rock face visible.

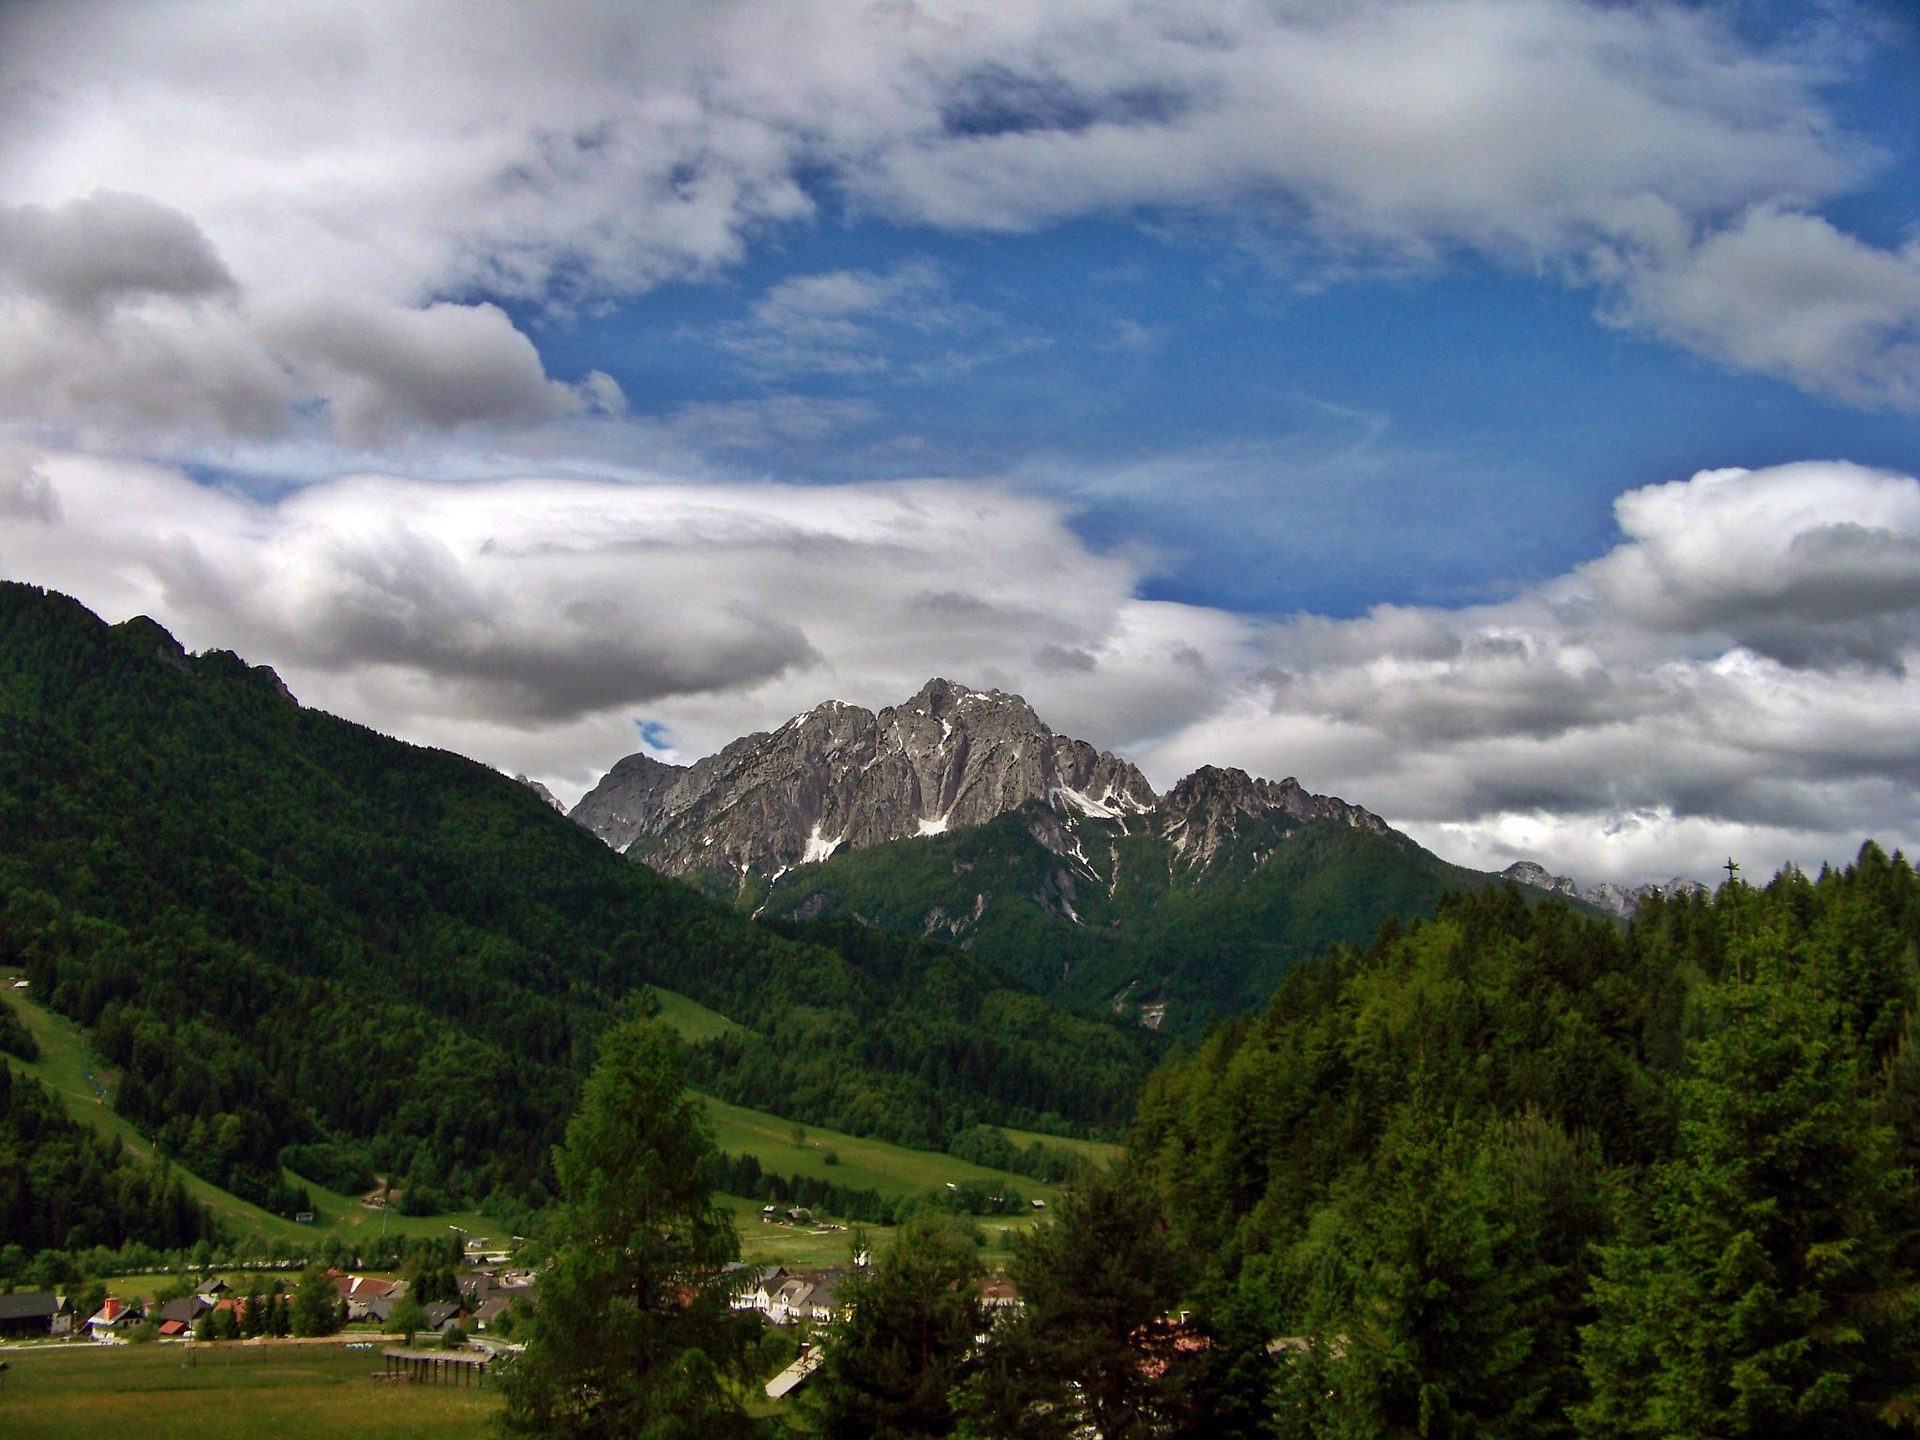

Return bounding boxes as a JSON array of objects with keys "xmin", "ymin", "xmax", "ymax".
[
  {"xmin": 1499, "ymin": 861, "xmax": 1581, "ymax": 900},
  {"xmin": 572, "ymin": 678, "xmax": 1385, "ymax": 883},
  {"xmin": 1501, "ymin": 861, "xmax": 1709, "ymax": 917},
  {"xmin": 513, "ymin": 774, "xmax": 566, "ymax": 812},
  {"xmin": 1159, "ymin": 765, "xmax": 1388, "ymax": 871},
  {"xmin": 572, "ymin": 678, "xmax": 1155, "ymax": 877},
  {"xmin": 569, "ymin": 751, "xmax": 689, "ymax": 851}
]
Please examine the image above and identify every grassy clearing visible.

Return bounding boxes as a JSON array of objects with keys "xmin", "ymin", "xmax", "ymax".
[
  {"xmin": 700, "ymin": 1093, "xmax": 1064, "ymax": 1206},
  {"xmin": 702, "ymin": 1095, "xmax": 1060, "ymax": 1267},
  {"xmin": 651, "ymin": 985, "xmax": 753, "ymax": 1044},
  {"xmin": 1, "ymin": 977, "xmax": 498, "ymax": 1256},
  {"xmin": 0, "ymin": 1341, "xmax": 500, "ymax": 1439},
  {"xmin": 996, "ymin": 1125, "xmax": 1125, "ymax": 1169}
]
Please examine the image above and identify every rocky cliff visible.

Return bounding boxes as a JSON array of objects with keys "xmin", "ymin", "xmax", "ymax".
[
  {"xmin": 571, "ymin": 677, "xmax": 1379, "ymax": 881},
  {"xmin": 573, "ymin": 678, "xmax": 1157, "ymax": 878}
]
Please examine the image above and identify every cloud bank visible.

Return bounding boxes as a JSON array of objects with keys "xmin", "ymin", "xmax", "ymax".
[{"xmin": 4, "ymin": 446, "xmax": 1916, "ymax": 885}]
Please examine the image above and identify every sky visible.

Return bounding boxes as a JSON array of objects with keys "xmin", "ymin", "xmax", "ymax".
[{"xmin": 1, "ymin": 0, "xmax": 1918, "ymax": 886}]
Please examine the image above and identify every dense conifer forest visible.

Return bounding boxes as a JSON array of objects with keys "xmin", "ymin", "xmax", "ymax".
[{"xmin": 1107, "ymin": 848, "xmax": 1920, "ymax": 1434}]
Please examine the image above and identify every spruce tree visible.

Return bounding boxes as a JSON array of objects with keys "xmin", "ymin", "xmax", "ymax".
[
  {"xmin": 1580, "ymin": 935, "xmax": 1919, "ymax": 1436},
  {"xmin": 499, "ymin": 1015, "xmax": 749, "ymax": 1439}
]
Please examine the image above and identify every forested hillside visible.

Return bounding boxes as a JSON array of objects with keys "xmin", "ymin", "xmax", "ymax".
[
  {"xmin": 0, "ymin": 583, "xmax": 1155, "ymax": 1225},
  {"xmin": 751, "ymin": 797, "xmax": 1510, "ymax": 1032},
  {"xmin": 1124, "ymin": 847, "xmax": 1920, "ymax": 1434}
]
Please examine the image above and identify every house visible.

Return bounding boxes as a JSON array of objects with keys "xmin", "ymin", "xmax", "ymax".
[
  {"xmin": 797, "ymin": 1268, "xmax": 849, "ymax": 1324},
  {"xmin": 86, "ymin": 1296, "xmax": 143, "ymax": 1341},
  {"xmin": 154, "ymin": 1295, "xmax": 213, "ymax": 1329},
  {"xmin": 341, "ymin": 1276, "xmax": 399, "ymax": 1322},
  {"xmin": 762, "ymin": 1269, "xmax": 849, "ymax": 1326},
  {"xmin": 421, "ymin": 1301, "xmax": 468, "ymax": 1333},
  {"xmin": 764, "ymin": 1343, "xmax": 825, "ymax": 1400},
  {"xmin": 471, "ymin": 1295, "xmax": 514, "ymax": 1331},
  {"xmin": 977, "ymin": 1276, "xmax": 1021, "ymax": 1312},
  {"xmin": 0, "ymin": 1291, "xmax": 70, "ymax": 1339},
  {"xmin": 730, "ymin": 1265, "xmax": 789, "ymax": 1316}
]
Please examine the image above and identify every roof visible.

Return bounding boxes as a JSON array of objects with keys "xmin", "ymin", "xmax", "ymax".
[{"xmin": 0, "ymin": 1292, "xmax": 63, "ymax": 1321}]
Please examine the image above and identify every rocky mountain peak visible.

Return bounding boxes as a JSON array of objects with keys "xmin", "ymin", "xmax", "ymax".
[
  {"xmin": 570, "ymin": 679, "xmax": 1157, "ymax": 879},
  {"xmin": 1159, "ymin": 764, "xmax": 1387, "ymax": 870},
  {"xmin": 1501, "ymin": 860, "xmax": 1709, "ymax": 918},
  {"xmin": 571, "ymin": 679, "xmax": 1391, "ymax": 885}
]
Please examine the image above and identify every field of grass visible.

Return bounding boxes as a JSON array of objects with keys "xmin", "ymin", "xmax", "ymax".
[
  {"xmin": 1, "ymin": 976, "xmax": 499, "ymax": 1256},
  {"xmin": 0, "ymin": 1341, "xmax": 500, "ymax": 1439},
  {"xmin": 701, "ymin": 1094, "xmax": 1063, "ymax": 1266},
  {"xmin": 996, "ymin": 1125, "xmax": 1125, "ymax": 1169},
  {"xmin": 651, "ymin": 985, "xmax": 753, "ymax": 1044},
  {"xmin": 701, "ymin": 1093, "xmax": 1064, "ymax": 1206}
]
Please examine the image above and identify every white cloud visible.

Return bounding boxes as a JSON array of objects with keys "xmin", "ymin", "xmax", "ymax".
[
  {"xmin": 1, "ymin": 0, "xmax": 1909, "ymax": 413},
  {"xmin": 1129, "ymin": 460, "xmax": 1920, "ymax": 883},
  {"xmin": 1599, "ymin": 205, "xmax": 1920, "ymax": 409},
  {"xmin": 5, "ymin": 444, "xmax": 1918, "ymax": 885},
  {"xmin": 269, "ymin": 301, "xmax": 620, "ymax": 446},
  {"xmin": 0, "ymin": 195, "xmax": 618, "ymax": 447},
  {"xmin": 0, "ymin": 190, "xmax": 236, "ymax": 315}
]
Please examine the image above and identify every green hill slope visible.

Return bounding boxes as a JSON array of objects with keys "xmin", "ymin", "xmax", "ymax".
[{"xmin": 753, "ymin": 798, "xmax": 1504, "ymax": 1032}]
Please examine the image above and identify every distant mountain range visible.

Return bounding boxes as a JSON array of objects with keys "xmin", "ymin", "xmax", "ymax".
[
  {"xmin": 1497, "ymin": 861, "xmax": 1708, "ymax": 918},
  {"xmin": 572, "ymin": 680, "xmax": 1539, "ymax": 1031},
  {"xmin": 572, "ymin": 677, "xmax": 1383, "ymax": 878}
]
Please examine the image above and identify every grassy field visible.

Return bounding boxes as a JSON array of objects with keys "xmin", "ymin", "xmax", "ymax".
[
  {"xmin": 996, "ymin": 1125, "xmax": 1125, "ymax": 1168},
  {"xmin": 701, "ymin": 1094, "xmax": 1064, "ymax": 1266},
  {"xmin": 701, "ymin": 1093, "xmax": 1064, "ymax": 1206},
  {"xmin": 651, "ymin": 985, "xmax": 753, "ymax": 1043},
  {"xmin": 0, "ymin": 1341, "xmax": 501, "ymax": 1439}
]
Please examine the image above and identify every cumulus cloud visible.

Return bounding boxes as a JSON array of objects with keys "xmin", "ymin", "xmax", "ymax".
[
  {"xmin": 0, "ymin": 196, "xmax": 618, "ymax": 445},
  {"xmin": 1130, "ymin": 460, "xmax": 1920, "ymax": 882},
  {"xmin": 1599, "ymin": 205, "xmax": 1920, "ymax": 409},
  {"xmin": 1, "ymin": 0, "xmax": 1909, "ymax": 410},
  {"xmin": 271, "ymin": 301, "xmax": 622, "ymax": 446},
  {"xmin": 0, "ymin": 190, "xmax": 236, "ymax": 316}
]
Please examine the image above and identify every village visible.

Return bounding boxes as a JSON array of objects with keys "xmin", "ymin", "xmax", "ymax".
[{"xmin": 0, "ymin": 1253, "xmax": 1027, "ymax": 1404}]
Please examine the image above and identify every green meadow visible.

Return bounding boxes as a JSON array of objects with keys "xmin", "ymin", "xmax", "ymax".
[{"xmin": 0, "ymin": 1341, "xmax": 501, "ymax": 1439}]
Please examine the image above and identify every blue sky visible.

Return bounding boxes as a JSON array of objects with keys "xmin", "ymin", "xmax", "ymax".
[{"xmin": 1, "ymin": 0, "xmax": 1918, "ymax": 884}]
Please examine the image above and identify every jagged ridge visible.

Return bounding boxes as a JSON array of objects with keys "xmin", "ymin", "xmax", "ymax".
[
  {"xmin": 572, "ymin": 678, "xmax": 1383, "ymax": 881},
  {"xmin": 1501, "ymin": 860, "xmax": 1708, "ymax": 918}
]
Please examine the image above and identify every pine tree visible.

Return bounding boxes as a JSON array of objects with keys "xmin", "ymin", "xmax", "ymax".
[
  {"xmin": 1580, "ymin": 934, "xmax": 1920, "ymax": 1436},
  {"xmin": 815, "ymin": 1211, "xmax": 983, "ymax": 1438},
  {"xmin": 499, "ymin": 1015, "xmax": 750, "ymax": 1439}
]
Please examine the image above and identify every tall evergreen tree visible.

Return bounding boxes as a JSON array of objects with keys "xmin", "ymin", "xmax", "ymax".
[
  {"xmin": 1580, "ymin": 930, "xmax": 1920, "ymax": 1436},
  {"xmin": 500, "ymin": 1015, "xmax": 751, "ymax": 1440},
  {"xmin": 815, "ymin": 1211, "xmax": 983, "ymax": 1439}
]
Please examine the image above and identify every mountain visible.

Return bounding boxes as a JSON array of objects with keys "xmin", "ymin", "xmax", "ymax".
[
  {"xmin": 576, "ymin": 681, "xmax": 1495, "ymax": 1032},
  {"xmin": 0, "ymin": 584, "xmax": 1156, "ymax": 1221},
  {"xmin": 1501, "ymin": 860, "xmax": 1708, "ymax": 917},
  {"xmin": 573, "ymin": 677, "xmax": 1159, "ymax": 876}
]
